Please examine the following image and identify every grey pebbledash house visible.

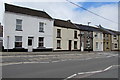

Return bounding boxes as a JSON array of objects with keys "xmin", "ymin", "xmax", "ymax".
[{"xmin": 75, "ymin": 24, "xmax": 104, "ymax": 51}]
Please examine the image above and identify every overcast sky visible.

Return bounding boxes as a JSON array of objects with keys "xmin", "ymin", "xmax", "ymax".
[{"xmin": 0, "ymin": 0, "xmax": 119, "ymax": 31}]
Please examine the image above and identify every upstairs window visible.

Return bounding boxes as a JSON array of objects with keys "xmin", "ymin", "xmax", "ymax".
[
  {"xmin": 74, "ymin": 31, "xmax": 77, "ymax": 39},
  {"xmin": 38, "ymin": 37, "xmax": 44, "ymax": 47},
  {"xmin": 95, "ymin": 32, "xmax": 98, "ymax": 38},
  {"xmin": 57, "ymin": 29, "xmax": 61, "ymax": 38},
  {"xmin": 16, "ymin": 19, "xmax": 22, "ymax": 31},
  {"xmin": 15, "ymin": 36, "xmax": 22, "ymax": 48},
  {"xmin": 114, "ymin": 35, "xmax": 117, "ymax": 40},
  {"xmin": 100, "ymin": 33, "xmax": 102, "ymax": 39},
  {"xmin": 39, "ymin": 22, "xmax": 44, "ymax": 32}
]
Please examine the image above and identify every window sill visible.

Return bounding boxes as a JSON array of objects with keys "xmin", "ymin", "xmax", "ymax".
[
  {"xmin": 39, "ymin": 31, "xmax": 44, "ymax": 33},
  {"xmin": 56, "ymin": 37, "xmax": 61, "ymax": 38},
  {"xmin": 16, "ymin": 29, "xmax": 23, "ymax": 31},
  {"xmin": 14, "ymin": 47, "xmax": 23, "ymax": 49},
  {"xmin": 74, "ymin": 38, "xmax": 78, "ymax": 39},
  {"xmin": 74, "ymin": 48, "xmax": 77, "ymax": 50},
  {"xmin": 57, "ymin": 47, "xmax": 61, "ymax": 49},
  {"xmin": 37, "ymin": 47, "xmax": 45, "ymax": 49}
]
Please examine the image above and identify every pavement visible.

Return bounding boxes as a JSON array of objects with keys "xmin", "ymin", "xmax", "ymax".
[{"xmin": 1, "ymin": 51, "xmax": 119, "ymax": 79}]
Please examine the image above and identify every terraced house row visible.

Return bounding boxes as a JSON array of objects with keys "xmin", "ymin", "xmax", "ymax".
[{"xmin": 1, "ymin": 3, "xmax": 120, "ymax": 52}]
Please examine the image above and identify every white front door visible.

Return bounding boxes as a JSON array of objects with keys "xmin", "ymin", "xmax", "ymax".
[
  {"xmin": 81, "ymin": 42, "xmax": 84, "ymax": 51},
  {"xmin": 28, "ymin": 37, "xmax": 33, "ymax": 52}
]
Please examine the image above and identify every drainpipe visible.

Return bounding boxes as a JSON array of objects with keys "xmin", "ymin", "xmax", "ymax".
[
  {"xmin": 7, "ymin": 36, "xmax": 9, "ymax": 52},
  {"xmin": 118, "ymin": 34, "xmax": 120, "ymax": 51}
]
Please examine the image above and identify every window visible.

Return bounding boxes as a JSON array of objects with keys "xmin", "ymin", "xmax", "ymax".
[
  {"xmin": 39, "ymin": 22, "xmax": 44, "ymax": 32},
  {"xmin": 95, "ymin": 32, "xmax": 98, "ymax": 38},
  {"xmin": 57, "ymin": 29, "xmax": 61, "ymax": 38},
  {"xmin": 96, "ymin": 42, "xmax": 98, "ymax": 49},
  {"xmin": 100, "ymin": 33, "xmax": 102, "ymax": 39},
  {"xmin": 74, "ymin": 31, "xmax": 77, "ymax": 39},
  {"xmin": 74, "ymin": 41, "xmax": 77, "ymax": 49},
  {"xmin": 106, "ymin": 42, "xmax": 109, "ymax": 49},
  {"xmin": 103, "ymin": 34, "xmax": 105, "ymax": 37},
  {"xmin": 16, "ymin": 19, "xmax": 22, "ymax": 31},
  {"xmin": 38, "ymin": 37, "xmax": 44, "ymax": 47},
  {"xmin": 106, "ymin": 34, "xmax": 109, "ymax": 37},
  {"xmin": 15, "ymin": 36, "xmax": 22, "ymax": 48},
  {"xmin": 115, "ymin": 44, "xmax": 117, "ymax": 48},
  {"xmin": 57, "ymin": 40, "xmax": 61, "ymax": 49},
  {"xmin": 114, "ymin": 35, "xmax": 117, "ymax": 40}
]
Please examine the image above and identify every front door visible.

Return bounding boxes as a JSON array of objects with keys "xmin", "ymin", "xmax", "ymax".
[
  {"xmin": 28, "ymin": 37, "xmax": 33, "ymax": 52},
  {"xmin": 81, "ymin": 42, "xmax": 84, "ymax": 51},
  {"xmin": 68, "ymin": 40, "xmax": 72, "ymax": 51}
]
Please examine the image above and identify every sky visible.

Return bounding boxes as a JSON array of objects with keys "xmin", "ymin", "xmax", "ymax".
[{"xmin": 0, "ymin": 0, "xmax": 119, "ymax": 31}]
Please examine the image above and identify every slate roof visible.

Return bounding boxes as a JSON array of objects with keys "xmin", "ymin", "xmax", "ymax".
[
  {"xmin": 5, "ymin": 3, "xmax": 53, "ymax": 19},
  {"xmin": 107, "ymin": 29, "xmax": 120, "ymax": 35},
  {"xmin": 75, "ymin": 24, "xmax": 100, "ymax": 32},
  {"xmin": 54, "ymin": 19, "xmax": 79, "ymax": 29},
  {"xmin": 96, "ymin": 25, "xmax": 116, "ymax": 35}
]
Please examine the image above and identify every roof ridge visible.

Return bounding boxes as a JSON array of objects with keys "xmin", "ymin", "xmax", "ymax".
[{"xmin": 5, "ymin": 3, "xmax": 53, "ymax": 19}]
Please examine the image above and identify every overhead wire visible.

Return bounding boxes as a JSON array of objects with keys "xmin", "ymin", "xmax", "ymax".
[{"xmin": 66, "ymin": 0, "xmax": 118, "ymax": 24}]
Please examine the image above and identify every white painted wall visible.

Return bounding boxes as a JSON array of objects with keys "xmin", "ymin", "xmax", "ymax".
[
  {"xmin": 3, "ymin": 12, "xmax": 53, "ymax": 49},
  {"xmin": 53, "ymin": 26, "xmax": 80, "ymax": 50},
  {"xmin": 93, "ymin": 32, "xmax": 103, "ymax": 51}
]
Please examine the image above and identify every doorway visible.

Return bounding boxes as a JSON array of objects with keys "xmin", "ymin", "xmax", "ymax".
[
  {"xmin": 68, "ymin": 40, "xmax": 72, "ymax": 51},
  {"xmin": 28, "ymin": 37, "xmax": 33, "ymax": 52},
  {"xmin": 81, "ymin": 42, "xmax": 84, "ymax": 51}
]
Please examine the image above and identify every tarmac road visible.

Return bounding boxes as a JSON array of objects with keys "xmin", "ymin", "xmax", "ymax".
[{"xmin": 2, "ymin": 55, "xmax": 118, "ymax": 79}]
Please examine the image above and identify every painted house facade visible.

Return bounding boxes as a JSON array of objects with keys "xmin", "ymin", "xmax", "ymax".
[
  {"xmin": 118, "ymin": 34, "xmax": 120, "ymax": 51},
  {"xmin": 75, "ymin": 24, "xmax": 93, "ymax": 51},
  {"xmin": 3, "ymin": 3, "xmax": 54, "ymax": 52},
  {"xmin": 97, "ymin": 26, "xmax": 114, "ymax": 51},
  {"xmin": 0, "ymin": 23, "xmax": 3, "ymax": 51},
  {"xmin": 93, "ymin": 31, "xmax": 103, "ymax": 51},
  {"xmin": 53, "ymin": 19, "xmax": 80, "ymax": 51},
  {"xmin": 108, "ymin": 30, "xmax": 119, "ymax": 51},
  {"xmin": 111, "ymin": 34, "xmax": 119, "ymax": 51}
]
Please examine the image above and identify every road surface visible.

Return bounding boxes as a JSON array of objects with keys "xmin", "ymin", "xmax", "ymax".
[{"xmin": 2, "ymin": 53, "xmax": 118, "ymax": 79}]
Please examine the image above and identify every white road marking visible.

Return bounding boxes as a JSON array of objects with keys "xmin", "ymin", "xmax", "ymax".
[
  {"xmin": 103, "ymin": 65, "xmax": 113, "ymax": 71},
  {"xmin": 64, "ymin": 65, "xmax": 119, "ymax": 80},
  {"xmin": 78, "ymin": 70, "xmax": 103, "ymax": 75},
  {"xmin": 1, "ymin": 61, "xmax": 50, "ymax": 66},
  {"xmin": 64, "ymin": 74, "xmax": 77, "ymax": 80},
  {"xmin": 52, "ymin": 61, "xmax": 60, "ymax": 63}
]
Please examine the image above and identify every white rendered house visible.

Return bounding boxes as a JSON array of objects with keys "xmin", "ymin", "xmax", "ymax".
[
  {"xmin": 93, "ymin": 31, "xmax": 103, "ymax": 51},
  {"xmin": 3, "ymin": 3, "xmax": 53, "ymax": 52}
]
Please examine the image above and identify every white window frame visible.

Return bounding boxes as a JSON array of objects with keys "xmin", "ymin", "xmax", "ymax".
[
  {"xmin": 39, "ymin": 22, "xmax": 44, "ymax": 32},
  {"xmin": 16, "ymin": 19, "xmax": 22, "ymax": 31},
  {"xmin": 15, "ymin": 36, "xmax": 22, "ymax": 48},
  {"xmin": 38, "ymin": 37, "xmax": 44, "ymax": 47},
  {"xmin": 57, "ymin": 40, "xmax": 61, "ymax": 49}
]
